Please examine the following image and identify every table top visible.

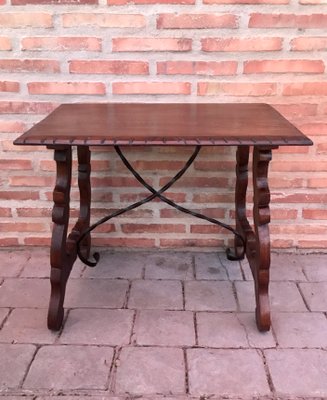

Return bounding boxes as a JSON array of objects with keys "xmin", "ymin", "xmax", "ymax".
[{"xmin": 14, "ymin": 103, "xmax": 312, "ymax": 147}]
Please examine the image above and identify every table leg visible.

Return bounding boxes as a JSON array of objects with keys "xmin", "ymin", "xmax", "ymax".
[
  {"xmin": 48, "ymin": 147, "xmax": 75, "ymax": 330},
  {"xmin": 252, "ymin": 147, "xmax": 273, "ymax": 331}
]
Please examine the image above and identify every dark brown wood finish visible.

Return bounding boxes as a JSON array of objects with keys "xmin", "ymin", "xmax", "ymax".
[
  {"xmin": 14, "ymin": 103, "xmax": 313, "ymax": 332},
  {"xmin": 14, "ymin": 103, "xmax": 312, "ymax": 147}
]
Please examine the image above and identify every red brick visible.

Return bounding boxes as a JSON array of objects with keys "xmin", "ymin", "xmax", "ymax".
[
  {"xmin": 112, "ymin": 82, "xmax": 191, "ymax": 95},
  {"xmin": 0, "ymin": 160, "xmax": 32, "ymax": 170},
  {"xmin": 317, "ymin": 143, "xmax": 327, "ymax": 154},
  {"xmin": 300, "ymin": 0, "xmax": 327, "ymax": 3},
  {"xmin": 198, "ymin": 82, "xmax": 276, "ymax": 96},
  {"xmin": 0, "ymin": 13, "xmax": 53, "ymax": 28},
  {"xmin": 271, "ymin": 161, "xmax": 327, "ymax": 172},
  {"xmin": 298, "ymin": 240, "xmax": 327, "ymax": 248},
  {"xmin": 0, "ymin": 37, "xmax": 12, "ymax": 50},
  {"xmin": 92, "ymin": 237, "xmax": 155, "ymax": 247},
  {"xmin": 291, "ymin": 37, "xmax": 327, "ymax": 51},
  {"xmin": 0, "ymin": 208, "xmax": 12, "ymax": 217},
  {"xmin": 269, "ymin": 177, "xmax": 304, "ymax": 188},
  {"xmin": 121, "ymin": 223, "xmax": 186, "ymax": 233},
  {"xmin": 0, "ymin": 81, "xmax": 19, "ymax": 92},
  {"xmin": 24, "ymin": 237, "xmax": 51, "ymax": 246},
  {"xmin": 160, "ymin": 207, "xmax": 225, "ymax": 218},
  {"xmin": 302, "ymin": 209, "xmax": 327, "ymax": 219},
  {"xmin": 271, "ymin": 209, "xmax": 298, "ymax": 219},
  {"xmin": 194, "ymin": 161, "xmax": 235, "ymax": 171},
  {"xmin": 120, "ymin": 192, "xmax": 186, "ymax": 203},
  {"xmin": 16, "ymin": 208, "xmax": 51, "ymax": 217},
  {"xmin": 62, "ymin": 13, "xmax": 146, "ymax": 28},
  {"xmin": 206, "ymin": 0, "xmax": 287, "ymax": 2},
  {"xmin": 192, "ymin": 193, "xmax": 234, "ymax": 203},
  {"xmin": 160, "ymin": 238, "xmax": 224, "ymax": 247},
  {"xmin": 9, "ymin": 176, "xmax": 54, "ymax": 186},
  {"xmin": 271, "ymin": 239, "xmax": 294, "ymax": 248},
  {"xmin": 0, "ymin": 101, "xmax": 56, "ymax": 114},
  {"xmin": 244, "ymin": 59, "xmax": 324, "ymax": 74},
  {"xmin": 0, "ymin": 223, "xmax": 47, "ymax": 232},
  {"xmin": 124, "ymin": 160, "xmax": 185, "ymax": 170},
  {"xmin": 92, "ymin": 176, "xmax": 153, "ymax": 188},
  {"xmin": 157, "ymin": 14, "xmax": 238, "ymax": 29},
  {"xmin": 112, "ymin": 37, "xmax": 192, "ymax": 52},
  {"xmin": 272, "ymin": 103, "xmax": 317, "ymax": 118},
  {"xmin": 249, "ymin": 13, "xmax": 327, "ymax": 29},
  {"xmin": 0, "ymin": 191, "xmax": 39, "ymax": 200},
  {"xmin": 283, "ymin": 82, "xmax": 327, "ymax": 96},
  {"xmin": 201, "ymin": 37, "xmax": 283, "ymax": 52},
  {"xmin": 157, "ymin": 61, "xmax": 237, "ymax": 76},
  {"xmin": 13, "ymin": 0, "xmax": 96, "ymax": 3},
  {"xmin": 190, "ymin": 225, "xmax": 224, "ymax": 234},
  {"xmin": 159, "ymin": 176, "xmax": 228, "ymax": 188},
  {"xmin": 69, "ymin": 60, "xmax": 149, "ymax": 75},
  {"xmin": 0, "ymin": 120, "xmax": 25, "ymax": 133},
  {"xmin": 22, "ymin": 37, "xmax": 101, "ymax": 51},
  {"xmin": 297, "ymin": 122, "xmax": 327, "ymax": 136},
  {"xmin": 91, "ymin": 224, "xmax": 116, "ymax": 233},
  {"xmin": 0, "ymin": 59, "xmax": 60, "ymax": 73},
  {"xmin": 109, "ymin": 0, "xmax": 193, "ymax": 3},
  {"xmin": 272, "ymin": 193, "xmax": 327, "ymax": 203},
  {"xmin": 0, "ymin": 238, "xmax": 19, "ymax": 247},
  {"xmin": 307, "ymin": 178, "xmax": 327, "ymax": 188},
  {"xmin": 28, "ymin": 82, "xmax": 106, "ymax": 95},
  {"xmin": 271, "ymin": 225, "xmax": 327, "ymax": 235}
]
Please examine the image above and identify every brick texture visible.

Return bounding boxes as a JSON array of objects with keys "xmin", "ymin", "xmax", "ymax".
[{"xmin": 0, "ymin": 0, "xmax": 326, "ymax": 251}]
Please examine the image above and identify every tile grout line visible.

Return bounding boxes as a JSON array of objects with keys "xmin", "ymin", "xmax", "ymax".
[
  {"xmin": 107, "ymin": 345, "xmax": 122, "ymax": 394},
  {"xmin": 296, "ymin": 282, "xmax": 311, "ymax": 312},
  {"xmin": 19, "ymin": 343, "xmax": 41, "ymax": 390},
  {"xmin": 183, "ymin": 348, "xmax": 190, "ymax": 395},
  {"xmin": 259, "ymin": 348, "xmax": 276, "ymax": 398}
]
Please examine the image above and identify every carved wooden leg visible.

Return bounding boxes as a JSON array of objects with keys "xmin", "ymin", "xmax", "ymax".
[
  {"xmin": 48, "ymin": 147, "xmax": 74, "ymax": 330},
  {"xmin": 69, "ymin": 146, "xmax": 91, "ymax": 258},
  {"xmin": 252, "ymin": 146, "xmax": 273, "ymax": 331},
  {"xmin": 227, "ymin": 146, "xmax": 250, "ymax": 260}
]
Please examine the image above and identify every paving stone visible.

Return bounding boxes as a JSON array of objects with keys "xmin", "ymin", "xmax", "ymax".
[
  {"xmin": 0, "ymin": 250, "xmax": 29, "ymax": 278},
  {"xmin": 187, "ymin": 348, "xmax": 270, "ymax": 396},
  {"xmin": 65, "ymin": 278, "xmax": 128, "ymax": 308},
  {"xmin": 24, "ymin": 345, "xmax": 114, "ymax": 390},
  {"xmin": 194, "ymin": 253, "xmax": 228, "ymax": 280},
  {"xmin": 0, "ymin": 308, "xmax": 58, "ymax": 344},
  {"xmin": 185, "ymin": 281, "xmax": 237, "ymax": 311},
  {"xmin": 144, "ymin": 252, "xmax": 193, "ymax": 280},
  {"xmin": 82, "ymin": 251, "xmax": 145, "ymax": 279},
  {"xmin": 0, "ymin": 278, "xmax": 50, "ymax": 308},
  {"xmin": 237, "ymin": 313, "xmax": 276, "ymax": 349},
  {"xmin": 196, "ymin": 312, "xmax": 248, "ymax": 348},
  {"xmin": 60, "ymin": 309, "xmax": 134, "ymax": 345},
  {"xmin": 235, "ymin": 281, "xmax": 307, "ymax": 312},
  {"xmin": 302, "ymin": 255, "xmax": 327, "ymax": 281},
  {"xmin": 270, "ymin": 253, "xmax": 307, "ymax": 281},
  {"xmin": 115, "ymin": 347, "xmax": 185, "ymax": 395},
  {"xmin": 134, "ymin": 310, "xmax": 195, "ymax": 346},
  {"xmin": 299, "ymin": 282, "xmax": 327, "ymax": 312},
  {"xmin": 218, "ymin": 252, "xmax": 243, "ymax": 281},
  {"xmin": 128, "ymin": 280, "xmax": 183, "ymax": 310},
  {"xmin": 265, "ymin": 349, "xmax": 327, "ymax": 397},
  {"xmin": 0, "ymin": 308, "xmax": 9, "ymax": 326},
  {"xmin": 0, "ymin": 343, "xmax": 36, "ymax": 389},
  {"xmin": 21, "ymin": 249, "xmax": 83, "ymax": 278},
  {"xmin": 272, "ymin": 312, "xmax": 327, "ymax": 348}
]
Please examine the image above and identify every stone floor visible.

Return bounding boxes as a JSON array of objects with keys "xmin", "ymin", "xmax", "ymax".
[{"xmin": 0, "ymin": 248, "xmax": 326, "ymax": 400}]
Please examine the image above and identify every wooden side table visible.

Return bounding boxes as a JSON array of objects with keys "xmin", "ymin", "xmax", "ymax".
[{"xmin": 14, "ymin": 103, "xmax": 313, "ymax": 331}]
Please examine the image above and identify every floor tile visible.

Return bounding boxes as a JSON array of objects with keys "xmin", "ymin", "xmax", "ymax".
[
  {"xmin": 0, "ymin": 278, "xmax": 50, "ymax": 308},
  {"xmin": 24, "ymin": 345, "xmax": 114, "ymax": 390},
  {"xmin": 299, "ymin": 282, "xmax": 327, "ymax": 311},
  {"xmin": 144, "ymin": 252, "xmax": 193, "ymax": 280},
  {"xmin": 185, "ymin": 281, "xmax": 237, "ymax": 311},
  {"xmin": 272, "ymin": 312, "xmax": 327, "ymax": 348},
  {"xmin": 0, "ymin": 308, "xmax": 9, "ymax": 326},
  {"xmin": 60, "ymin": 309, "xmax": 134, "ymax": 345},
  {"xmin": 235, "ymin": 281, "xmax": 307, "ymax": 312},
  {"xmin": 0, "ymin": 251, "xmax": 29, "ymax": 278},
  {"xmin": 302, "ymin": 255, "xmax": 327, "ymax": 281},
  {"xmin": 64, "ymin": 278, "xmax": 128, "ymax": 308},
  {"xmin": 0, "ymin": 308, "xmax": 58, "ymax": 344},
  {"xmin": 237, "ymin": 313, "xmax": 276, "ymax": 349},
  {"xmin": 218, "ymin": 252, "xmax": 244, "ymax": 281},
  {"xmin": 196, "ymin": 312, "xmax": 248, "ymax": 347},
  {"xmin": 115, "ymin": 347, "xmax": 185, "ymax": 395},
  {"xmin": 134, "ymin": 310, "xmax": 195, "ymax": 346},
  {"xmin": 82, "ymin": 251, "xmax": 145, "ymax": 279},
  {"xmin": 128, "ymin": 280, "xmax": 183, "ymax": 310},
  {"xmin": 187, "ymin": 348, "xmax": 270, "ymax": 396},
  {"xmin": 0, "ymin": 344, "xmax": 36, "ymax": 390},
  {"xmin": 270, "ymin": 253, "xmax": 307, "ymax": 281},
  {"xmin": 265, "ymin": 349, "xmax": 327, "ymax": 396},
  {"xmin": 194, "ymin": 253, "xmax": 228, "ymax": 280}
]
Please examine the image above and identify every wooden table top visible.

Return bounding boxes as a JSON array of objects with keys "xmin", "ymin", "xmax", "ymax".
[{"xmin": 14, "ymin": 103, "xmax": 312, "ymax": 147}]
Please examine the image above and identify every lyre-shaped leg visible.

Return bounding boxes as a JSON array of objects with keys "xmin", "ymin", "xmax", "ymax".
[
  {"xmin": 252, "ymin": 147, "xmax": 273, "ymax": 331},
  {"xmin": 48, "ymin": 147, "xmax": 74, "ymax": 330}
]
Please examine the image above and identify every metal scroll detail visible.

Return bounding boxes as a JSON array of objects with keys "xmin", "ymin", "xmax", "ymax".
[{"xmin": 76, "ymin": 145, "xmax": 246, "ymax": 267}]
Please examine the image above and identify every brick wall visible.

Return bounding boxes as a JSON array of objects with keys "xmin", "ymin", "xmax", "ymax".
[{"xmin": 0, "ymin": 0, "xmax": 326, "ymax": 251}]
